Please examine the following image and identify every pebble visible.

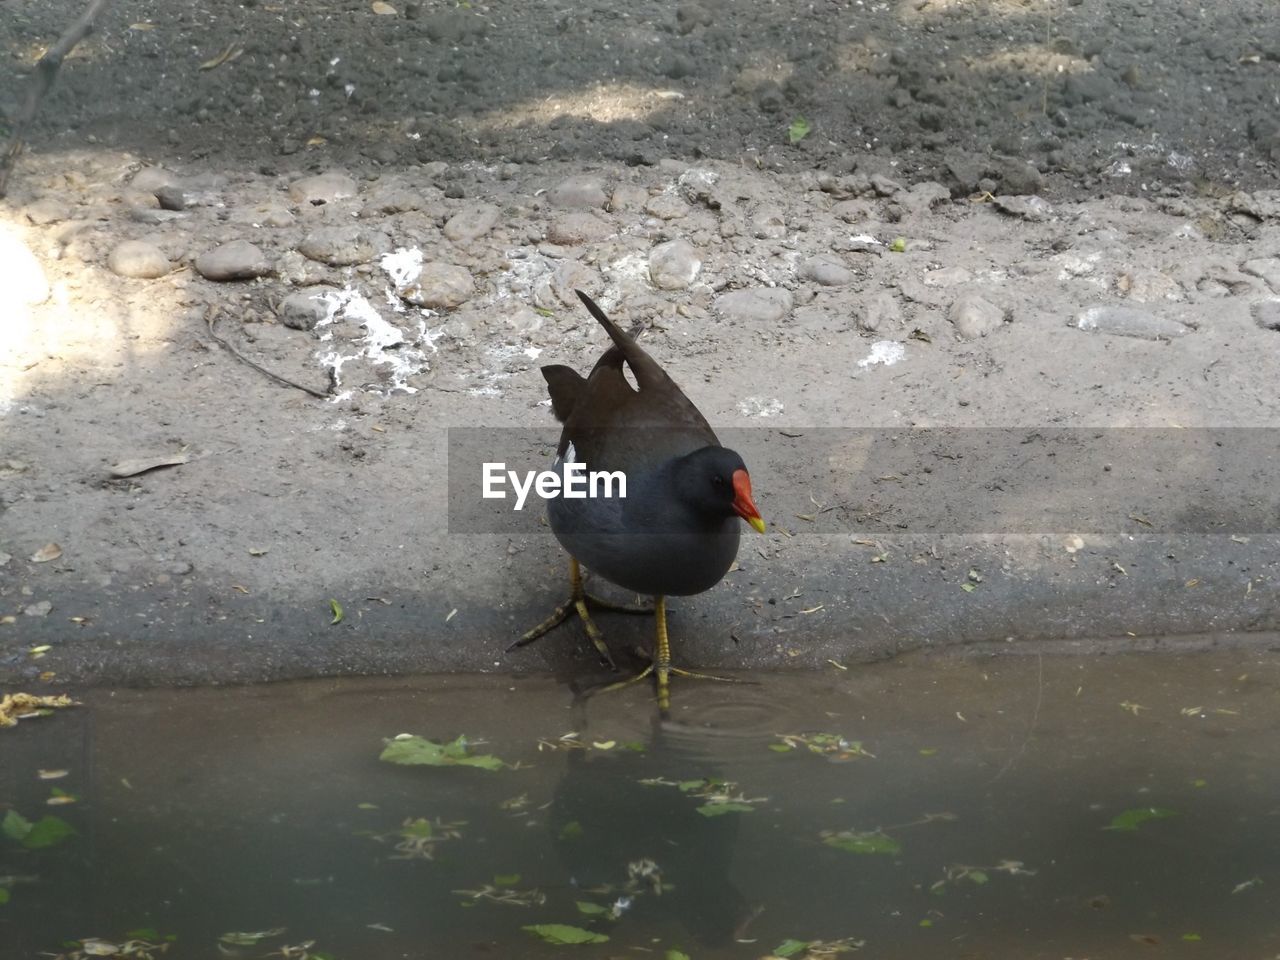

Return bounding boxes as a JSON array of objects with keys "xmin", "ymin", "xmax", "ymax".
[
  {"xmin": 129, "ymin": 207, "xmax": 189, "ymax": 225},
  {"xmin": 298, "ymin": 225, "xmax": 375, "ymax": 266},
  {"xmin": 994, "ymin": 195, "xmax": 1053, "ymax": 221},
  {"xmin": 749, "ymin": 206, "xmax": 787, "ymax": 239},
  {"xmin": 1117, "ymin": 268, "xmax": 1182, "ymax": 302},
  {"xmin": 550, "ymin": 260, "xmax": 599, "ymax": 304},
  {"xmin": 714, "ymin": 287, "xmax": 793, "ymax": 324},
  {"xmin": 194, "ymin": 240, "xmax": 273, "ymax": 281},
  {"xmin": 858, "ymin": 291, "xmax": 901, "ymax": 332},
  {"xmin": 1242, "ymin": 258, "xmax": 1280, "ymax": 292},
  {"xmin": 0, "ymin": 229, "xmax": 50, "ymax": 305},
  {"xmin": 948, "ymin": 292, "xmax": 1005, "ymax": 340},
  {"xmin": 130, "ymin": 167, "xmax": 179, "ymax": 193},
  {"xmin": 362, "ymin": 183, "xmax": 423, "ymax": 215},
  {"xmin": 23, "ymin": 197, "xmax": 72, "ymax": 225},
  {"xmin": 288, "ymin": 171, "xmax": 359, "ymax": 206},
  {"xmin": 547, "ymin": 176, "xmax": 608, "ymax": 210},
  {"xmin": 1070, "ymin": 305, "xmax": 1190, "ymax": 340},
  {"xmin": 608, "ymin": 185, "xmax": 649, "ymax": 213},
  {"xmin": 830, "ymin": 199, "xmax": 873, "ymax": 223},
  {"xmin": 896, "ymin": 181, "xmax": 951, "ymax": 217},
  {"xmin": 799, "ymin": 254, "xmax": 855, "ymax": 287},
  {"xmin": 1252, "ymin": 300, "xmax": 1280, "ymax": 331},
  {"xmin": 399, "ymin": 262, "xmax": 473, "ymax": 310},
  {"xmin": 107, "ymin": 240, "xmax": 172, "ymax": 279},
  {"xmin": 643, "ymin": 193, "xmax": 690, "ymax": 220},
  {"xmin": 24, "ymin": 600, "xmax": 53, "ymax": 618},
  {"xmin": 648, "ymin": 239, "xmax": 701, "ymax": 290},
  {"xmin": 993, "ymin": 157, "xmax": 1043, "ymax": 194},
  {"xmin": 443, "ymin": 202, "xmax": 500, "ymax": 242},
  {"xmin": 228, "ymin": 204, "xmax": 294, "ymax": 228},
  {"xmin": 278, "ymin": 289, "xmax": 337, "ymax": 331},
  {"xmin": 546, "ymin": 212, "xmax": 613, "ymax": 245}
]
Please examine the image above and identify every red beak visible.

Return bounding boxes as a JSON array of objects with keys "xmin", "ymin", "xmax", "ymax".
[{"xmin": 731, "ymin": 468, "xmax": 766, "ymax": 533}]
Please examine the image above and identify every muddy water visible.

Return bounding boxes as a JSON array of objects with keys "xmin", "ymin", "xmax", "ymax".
[{"xmin": 3, "ymin": 651, "xmax": 1279, "ymax": 959}]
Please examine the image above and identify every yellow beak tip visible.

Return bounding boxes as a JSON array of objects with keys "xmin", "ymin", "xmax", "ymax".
[{"xmin": 748, "ymin": 516, "xmax": 767, "ymax": 534}]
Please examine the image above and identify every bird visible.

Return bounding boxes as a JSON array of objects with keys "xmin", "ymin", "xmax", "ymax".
[{"xmin": 511, "ymin": 289, "xmax": 765, "ymax": 710}]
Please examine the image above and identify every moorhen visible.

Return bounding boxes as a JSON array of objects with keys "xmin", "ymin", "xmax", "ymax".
[{"xmin": 512, "ymin": 290, "xmax": 765, "ymax": 710}]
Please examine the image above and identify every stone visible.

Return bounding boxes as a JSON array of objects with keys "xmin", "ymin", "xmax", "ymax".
[
  {"xmin": 858, "ymin": 291, "xmax": 901, "ymax": 332},
  {"xmin": 194, "ymin": 240, "xmax": 272, "ymax": 281},
  {"xmin": 1241, "ymin": 258, "xmax": 1280, "ymax": 292},
  {"xmin": 713, "ymin": 287, "xmax": 793, "ymax": 324},
  {"xmin": 831, "ymin": 199, "xmax": 873, "ymax": 223},
  {"xmin": 443, "ymin": 202, "xmax": 500, "ymax": 242},
  {"xmin": 750, "ymin": 206, "xmax": 786, "ymax": 239},
  {"xmin": 298, "ymin": 225, "xmax": 375, "ymax": 266},
  {"xmin": 130, "ymin": 167, "xmax": 179, "ymax": 193},
  {"xmin": 547, "ymin": 176, "xmax": 608, "ymax": 210},
  {"xmin": 1116, "ymin": 268, "xmax": 1182, "ymax": 302},
  {"xmin": 399, "ymin": 262, "xmax": 473, "ymax": 310},
  {"xmin": 107, "ymin": 240, "xmax": 171, "ymax": 279},
  {"xmin": 648, "ymin": 239, "xmax": 701, "ymax": 290},
  {"xmin": 643, "ymin": 193, "xmax": 690, "ymax": 220},
  {"xmin": 994, "ymin": 195, "xmax": 1053, "ymax": 221},
  {"xmin": 993, "ymin": 157, "xmax": 1043, "ymax": 194},
  {"xmin": 1251, "ymin": 299, "xmax": 1280, "ymax": 331},
  {"xmin": 288, "ymin": 171, "xmax": 359, "ymax": 206},
  {"xmin": 550, "ymin": 260, "xmax": 599, "ymax": 305},
  {"xmin": 23, "ymin": 197, "xmax": 72, "ymax": 225},
  {"xmin": 546, "ymin": 212, "xmax": 613, "ymax": 245},
  {"xmin": 278, "ymin": 289, "xmax": 337, "ymax": 331},
  {"xmin": 799, "ymin": 254, "xmax": 855, "ymax": 287},
  {"xmin": 948, "ymin": 292, "xmax": 1005, "ymax": 340},
  {"xmin": 1070, "ymin": 305, "xmax": 1190, "ymax": 340}
]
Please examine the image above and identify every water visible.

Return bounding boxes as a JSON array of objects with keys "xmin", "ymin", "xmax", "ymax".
[{"xmin": 3, "ymin": 651, "xmax": 1279, "ymax": 959}]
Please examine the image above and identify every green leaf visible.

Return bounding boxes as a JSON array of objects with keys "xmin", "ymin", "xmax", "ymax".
[
  {"xmin": 401, "ymin": 818, "xmax": 434, "ymax": 839},
  {"xmin": 967, "ymin": 870, "xmax": 989, "ymax": 885},
  {"xmin": 558, "ymin": 820, "xmax": 584, "ymax": 841},
  {"xmin": 493, "ymin": 873, "xmax": 521, "ymax": 887},
  {"xmin": 379, "ymin": 735, "xmax": 505, "ymax": 771},
  {"xmin": 1105, "ymin": 807, "xmax": 1177, "ymax": 831},
  {"xmin": 787, "ymin": 116, "xmax": 811, "ymax": 145},
  {"xmin": 2, "ymin": 810, "xmax": 32, "ymax": 842},
  {"xmin": 823, "ymin": 830, "xmax": 900, "ymax": 855},
  {"xmin": 329, "ymin": 598, "xmax": 344, "ymax": 624},
  {"xmin": 768, "ymin": 743, "xmax": 793, "ymax": 752},
  {"xmin": 0, "ymin": 888, "xmax": 10, "ymax": 905},
  {"xmin": 773, "ymin": 939, "xmax": 811, "ymax": 958},
  {"xmin": 126, "ymin": 928, "xmax": 160, "ymax": 940},
  {"xmin": 677, "ymin": 779, "xmax": 708, "ymax": 792},
  {"xmin": 522, "ymin": 924, "xmax": 609, "ymax": 945},
  {"xmin": 21, "ymin": 815, "xmax": 76, "ymax": 849},
  {"xmin": 665, "ymin": 951, "xmax": 691, "ymax": 960},
  {"xmin": 696, "ymin": 802, "xmax": 755, "ymax": 817},
  {"xmin": 889, "ymin": 237, "xmax": 907, "ymax": 253},
  {"xmin": 621, "ymin": 741, "xmax": 646, "ymax": 752},
  {"xmin": 575, "ymin": 900, "xmax": 608, "ymax": 916},
  {"xmin": 1181, "ymin": 933, "xmax": 1202, "ymax": 941}
]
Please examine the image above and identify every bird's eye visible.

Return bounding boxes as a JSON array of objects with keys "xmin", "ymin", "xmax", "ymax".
[{"xmin": 712, "ymin": 474, "xmax": 726, "ymax": 487}]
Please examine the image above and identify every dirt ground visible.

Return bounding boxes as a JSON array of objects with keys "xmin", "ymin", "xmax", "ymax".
[{"xmin": 2, "ymin": 0, "xmax": 1279, "ymax": 685}]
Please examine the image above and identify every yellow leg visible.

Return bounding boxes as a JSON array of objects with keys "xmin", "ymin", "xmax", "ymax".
[
  {"xmin": 510, "ymin": 558, "xmax": 650, "ymax": 668},
  {"xmin": 591, "ymin": 595, "xmax": 747, "ymax": 711}
]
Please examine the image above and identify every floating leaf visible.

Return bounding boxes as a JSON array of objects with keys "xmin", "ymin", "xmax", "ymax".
[
  {"xmin": 2, "ymin": 810, "xmax": 31, "ymax": 841},
  {"xmin": 575, "ymin": 900, "xmax": 608, "ymax": 916},
  {"xmin": 774, "ymin": 940, "xmax": 810, "ymax": 958},
  {"xmin": 558, "ymin": 820, "xmax": 584, "ymax": 841},
  {"xmin": 329, "ymin": 599, "xmax": 344, "ymax": 625},
  {"xmin": 697, "ymin": 801, "xmax": 755, "ymax": 817},
  {"xmin": 967, "ymin": 870, "xmax": 989, "ymax": 885},
  {"xmin": 220, "ymin": 928, "xmax": 286, "ymax": 946},
  {"xmin": 21, "ymin": 815, "xmax": 76, "ymax": 848},
  {"xmin": 379, "ymin": 734, "xmax": 505, "ymax": 771},
  {"xmin": 1182, "ymin": 933, "xmax": 1202, "ymax": 942},
  {"xmin": 787, "ymin": 116, "xmax": 811, "ymax": 145},
  {"xmin": 823, "ymin": 829, "xmax": 900, "ymax": 855},
  {"xmin": 666, "ymin": 951, "xmax": 691, "ymax": 960},
  {"xmin": 1105, "ymin": 807, "xmax": 1177, "ymax": 831},
  {"xmin": 0, "ymin": 887, "xmax": 9, "ymax": 904},
  {"xmin": 522, "ymin": 924, "xmax": 609, "ymax": 945},
  {"xmin": 494, "ymin": 874, "xmax": 521, "ymax": 887}
]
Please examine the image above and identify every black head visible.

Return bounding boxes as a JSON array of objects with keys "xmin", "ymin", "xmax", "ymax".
[{"xmin": 671, "ymin": 446, "xmax": 765, "ymax": 531}]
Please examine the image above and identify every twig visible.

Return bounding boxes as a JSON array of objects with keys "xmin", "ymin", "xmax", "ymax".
[
  {"xmin": 205, "ymin": 305, "xmax": 331, "ymax": 399},
  {"xmin": 0, "ymin": 0, "xmax": 115, "ymax": 197}
]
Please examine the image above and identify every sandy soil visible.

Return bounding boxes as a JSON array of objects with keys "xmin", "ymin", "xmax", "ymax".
[{"xmin": 1, "ymin": 0, "xmax": 1279, "ymax": 685}]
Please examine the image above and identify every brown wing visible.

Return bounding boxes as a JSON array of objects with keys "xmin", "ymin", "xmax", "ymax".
[{"xmin": 538, "ymin": 291, "xmax": 719, "ymax": 472}]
